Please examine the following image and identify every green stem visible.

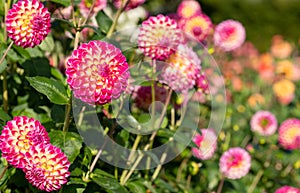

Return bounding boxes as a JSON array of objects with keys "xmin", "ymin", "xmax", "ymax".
[
  {"xmin": 106, "ymin": 0, "xmax": 129, "ymax": 38},
  {"xmin": 246, "ymin": 169, "xmax": 264, "ymax": 193},
  {"xmin": 0, "ymin": 41, "xmax": 13, "ymax": 66},
  {"xmin": 216, "ymin": 176, "xmax": 225, "ymax": 193},
  {"xmin": 151, "ymin": 152, "xmax": 167, "ymax": 181},
  {"xmin": 62, "ymin": 94, "xmax": 72, "ymax": 133},
  {"xmin": 0, "ymin": 165, "xmax": 8, "ymax": 180}
]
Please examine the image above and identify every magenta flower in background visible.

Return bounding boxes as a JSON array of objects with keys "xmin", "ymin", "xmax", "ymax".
[
  {"xmin": 6, "ymin": 0, "xmax": 51, "ymax": 48},
  {"xmin": 23, "ymin": 144, "xmax": 70, "ymax": 192},
  {"xmin": 213, "ymin": 19, "xmax": 246, "ymax": 51},
  {"xmin": 278, "ymin": 118, "xmax": 300, "ymax": 150},
  {"xmin": 274, "ymin": 186, "xmax": 300, "ymax": 193},
  {"xmin": 133, "ymin": 83, "xmax": 167, "ymax": 111},
  {"xmin": 160, "ymin": 44, "xmax": 201, "ymax": 93},
  {"xmin": 177, "ymin": 0, "xmax": 201, "ymax": 19},
  {"xmin": 250, "ymin": 110, "xmax": 277, "ymax": 136},
  {"xmin": 66, "ymin": 40, "xmax": 129, "ymax": 105},
  {"xmin": 219, "ymin": 147, "xmax": 251, "ymax": 179},
  {"xmin": 113, "ymin": 0, "xmax": 145, "ymax": 11},
  {"xmin": 79, "ymin": 0, "xmax": 107, "ymax": 18},
  {"xmin": 138, "ymin": 14, "xmax": 185, "ymax": 60},
  {"xmin": 0, "ymin": 116, "xmax": 50, "ymax": 168},
  {"xmin": 192, "ymin": 129, "xmax": 217, "ymax": 160},
  {"xmin": 180, "ymin": 14, "xmax": 213, "ymax": 42},
  {"xmin": 196, "ymin": 72, "xmax": 209, "ymax": 94}
]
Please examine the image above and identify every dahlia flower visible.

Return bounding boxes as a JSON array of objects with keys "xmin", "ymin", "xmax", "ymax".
[
  {"xmin": 274, "ymin": 186, "xmax": 300, "ymax": 193},
  {"xmin": 196, "ymin": 72, "xmax": 209, "ymax": 94},
  {"xmin": 278, "ymin": 118, "xmax": 300, "ymax": 150},
  {"xmin": 177, "ymin": 0, "xmax": 201, "ymax": 19},
  {"xmin": 273, "ymin": 79, "xmax": 295, "ymax": 105},
  {"xmin": 113, "ymin": 0, "xmax": 145, "ymax": 11},
  {"xmin": 276, "ymin": 60, "xmax": 295, "ymax": 80},
  {"xmin": 192, "ymin": 129, "xmax": 217, "ymax": 160},
  {"xmin": 180, "ymin": 14, "xmax": 212, "ymax": 42},
  {"xmin": 250, "ymin": 111, "xmax": 277, "ymax": 136},
  {"xmin": 138, "ymin": 14, "xmax": 185, "ymax": 60},
  {"xmin": 0, "ymin": 116, "xmax": 50, "ymax": 168},
  {"xmin": 133, "ymin": 83, "xmax": 167, "ymax": 111},
  {"xmin": 160, "ymin": 44, "xmax": 201, "ymax": 93},
  {"xmin": 213, "ymin": 20, "xmax": 246, "ymax": 51},
  {"xmin": 219, "ymin": 147, "xmax": 251, "ymax": 179},
  {"xmin": 24, "ymin": 144, "xmax": 70, "ymax": 192},
  {"xmin": 66, "ymin": 40, "xmax": 129, "ymax": 105},
  {"xmin": 271, "ymin": 35, "xmax": 293, "ymax": 59},
  {"xmin": 247, "ymin": 93, "xmax": 265, "ymax": 108},
  {"xmin": 79, "ymin": 0, "xmax": 107, "ymax": 18},
  {"xmin": 6, "ymin": 0, "xmax": 51, "ymax": 48}
]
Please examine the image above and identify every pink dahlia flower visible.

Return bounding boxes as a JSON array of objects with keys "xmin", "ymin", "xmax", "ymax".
[
  {"xmin": 0, "ymin": 116, "xmax": 50, "ymax": 168},
  {"xmin": 180, "ymin": 14, "xmax": 212, "ymax": 42},
  {"xmin": 79, "ymin": 0, "xmax": 107, "ymax": 18},
  {"xmin": 192, "ymin": 129, "xmax": 217, "ymax": 160},
  {"xmin": 6, "ymin": 0, "xmax": 51, "ymax": 48},
  {"xmin": 278, "ymin": 118, "xmax": 300, "ymax": 150},
  {"xmin": 160, "ymin": 44, "xmax": 201, "ymax": 93},
  {"xmin": 177, "ymin": 0, "xmax": 201, "ymax": 19},
  {"xmin": 113, "ymin": 0, "xmax": 145, "ymax": 11},
  {"xmin": 138, "ymin": 14, "xmax": 185, "ymax": 60},
  {"xmin": 275, "ymin": 186, "xmax": 300, "ymax": 193},
  {"xmin": 219, "ymin": 147, "xmax": 251, "ymax": 179},
  {"xmin": 250, "ymin": 110, "xmax": 277, "ymax": 136},
  {"xmin": 196, "ymin": 72, "xmax": 209, "ymax": 94},
  {"xmin": 24, "ymin": 144, "xmax": 70, "ymax": 192},
  {"xmin": 66, "ymin": 40, "xmax": 129, "ymax": 105},
  {"xmin": 214, "ymin": 19, "xmax": 246, "ymax": 51}
]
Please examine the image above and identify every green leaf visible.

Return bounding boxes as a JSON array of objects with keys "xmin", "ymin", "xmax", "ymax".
[
  {"xmin": 0, "ymin": 109, "xmax": 11, "ymax": 123},
  {"xmin": 50, "ymin": 0, "xmax": 70, "ymax": 6},
  {"xmin": 0, "ymin": 59, "xmax": 7, "ymax": 73},
  {"xmin": 22, "ymin": 57, "xmax": 51, "ymax": 77},
  {"xmin": 49, "ymin": 130, "xmax": 83, "ymax": 163},
  {"xmin": 26, "ymin": 76, "xmax": 69, "ymax": 105},
  {"xmin": 38, "ymin": 35, "xmax": 55, "ymax": 52},
  {"xmin": 96, "ymin": 11, "xmax": 113, "ymax": 34},
  {"xmin": 126, "ymin": 181, "xmax": 146, "ymax": 193},
  {"xmin": 91, "ymin": 169, "xmax": 129, "ymax": 193}
]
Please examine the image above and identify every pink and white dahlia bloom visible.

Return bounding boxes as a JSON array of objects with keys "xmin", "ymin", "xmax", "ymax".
[
  {"xmin": 192, "ymin": 129, "xmax": 217, "ymax": 160},
  {"xmin": 250, "ymin": 110, "xmax": 277, "ymax": 136},
  {"xmin": 138, "ymin": 14, "xmax": 185, "ymax": 60},
  {"xmin": 6, "ymin": 0, "xmax": 51, "ymax": 48},
  {"xmin": 274, "ymin": 186, "xmax": 300, "ymax": 193},
  {"xmin": 177, "ymin": 0, "xmax": 201, "ymax": 19},
  {"xmin": 160, "ymin": 44, "xmax": 201, "ymax": 93},
  {"xmin": 0, "ymin": 116, "xmax": 50, "ymax": 168},
  {"xmin": 180, "ymin": 14, "xmax": 212, "ymax": 42},
  {"xmin": 113, "ymin": 0, "xmax": 145, "ymax": 11},
  {"xmin": 219, "ymin": 147, "xmax": 251, "ymax": 179},
  {"xmin": 23, "ymin": 144, "xmax": 70, "ymax": 192},
  {"xmin": 278, "ymin": 118, "xmax": 300, "ymax": 150},
  {"xmin": 79, "ymin": 0, "xmax": 107, "ymax": 18},
  {"xmin": 66, "ymin": 40, "xmax": 129, "ymax": 105},
  {"xmin": 214, "ymin": 19, "xmax": 246, "ymax": 51}
]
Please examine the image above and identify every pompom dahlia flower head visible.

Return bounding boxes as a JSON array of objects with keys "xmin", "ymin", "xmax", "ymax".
[
  {"xmin": 219, "ymin": 147, "xmax": 251, "ymax": 179},
  {"xmin": 177, "ymin": 0, "xmax": 201, "ymax": 19},
  {"xmin": 192, "ymin": 128, "xmax": 217, "ymax": 160},
  {"xmin": 213, "ymin": 19, "xmax": 246, "ymax": 51},
  {"xmin": 79, "ymin": 0, "xmax": 107, "ymax": 18},
  {"xmin": 113, "ymin": 0, "xmax": 146, "ymax": 11},
  {"xmin": 24, "ymin": 144, "xmax": 70, "ymax": 192},
  {"xmin": 138, "ymin": 14, "xmax": 185, "ymax": 60},
  {"xmin": 278, "ymin": 118, "xmax": 300, "ymax": 150},
  {"xmin": 0, "ymin": 116, "xmax": 50, "ymax": 168},
  {"xmin": 6, "ymin": 0, "xmax": 51, "ymax": 48},
  {"xmin": 250, "ymin": 110, "xmax": 277, "ymax": 136},
  {"xmin": 160, "ymin": 44, "xmax": 201, "ymax": 93},
  {"xmin": 274, "ymin": 186, "xmax": 300, "ymax": 193},
  {"xmin": 0, "ymin": 116, "xmax": 70, "ymax": 192},
  {"xmin": 273, "ymin": 79, "xmax": 295, "ymax": 105},
  {"xmin": 179, "ymin": 13, "xmax": 213, "ymax": 42},
  {"xmin": 66, "ymin": 40, "xmax": 130, "ymax": 105}
]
